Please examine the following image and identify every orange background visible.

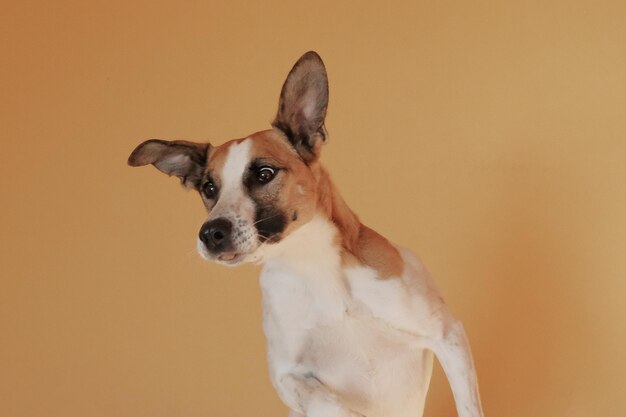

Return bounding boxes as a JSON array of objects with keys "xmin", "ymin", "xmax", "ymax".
[{"xmin": 2, "ymin": 1, "xmax": 625, "ymax": 416}]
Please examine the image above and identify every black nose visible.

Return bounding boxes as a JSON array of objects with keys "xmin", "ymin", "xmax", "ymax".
[{"xmin": 199, "ymin": 218, "xmax": 233, "ymax": 252}]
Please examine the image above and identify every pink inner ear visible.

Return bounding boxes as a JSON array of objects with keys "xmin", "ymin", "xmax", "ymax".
[
  {"xmin": 300, "ymin": 92, "xmax": 317, "ymax": 120},
  {"xmin": 155, "ymin": 154, "xmax": 190, "ymax": 173}
]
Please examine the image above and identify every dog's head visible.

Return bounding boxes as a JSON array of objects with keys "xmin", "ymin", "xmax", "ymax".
[{"xmin": 128, "ymin": 52, "xmax": 330, "ymax": 265}]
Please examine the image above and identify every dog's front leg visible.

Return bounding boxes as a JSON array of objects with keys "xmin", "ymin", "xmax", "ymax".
[
  {"xmin": 430, "ymin": 320, "xmax": 485, "ymax": 417},
  {"xmin": 278, "ymin": 373, "xmax": 362, "ymax": 417}
]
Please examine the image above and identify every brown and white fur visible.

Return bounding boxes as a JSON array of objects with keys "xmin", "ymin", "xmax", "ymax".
[{"xmin": 128, "ymin": 52, "xmax": 484, "ymax": 417}]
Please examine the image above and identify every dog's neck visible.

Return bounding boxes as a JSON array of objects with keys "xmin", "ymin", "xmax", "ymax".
[
  {"xmin": 257, "ymin": 162, "xmax": 355, "ymax": 271},
  {"xmin": 311, "ymin": 162, "xmax": 362, "ymax": 255},
  {"xmin": 259, "ymin": 161, "xmax": 403, "ymax": 280},
  {"xmin": 256, "ymin": 162, "xmax": 403, "ymax": 326}
]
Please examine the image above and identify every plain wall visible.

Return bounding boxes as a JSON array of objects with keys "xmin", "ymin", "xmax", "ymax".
[{"xmin": 2, "ymin": 1, "xmax": 625, "ymax": 416}]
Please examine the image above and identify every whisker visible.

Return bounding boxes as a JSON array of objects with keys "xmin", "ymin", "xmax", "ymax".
[{"xmin": 253, "ymin": 212, "xmax": 282, "ymax": 226}]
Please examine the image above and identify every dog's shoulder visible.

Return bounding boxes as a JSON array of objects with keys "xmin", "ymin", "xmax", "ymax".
[
  {"xmin": 353, "ymin": 225, "xmax": 404, "ymax": 279},
  {"xmin": 343, "ymin": 241, "xmax": 447, "ymax": 332}
]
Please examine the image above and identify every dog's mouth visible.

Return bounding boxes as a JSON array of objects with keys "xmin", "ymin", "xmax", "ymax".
[
  {"xmin": 218, "ymin": 252, "xmax": 238, "ymax": 261},
  {"xmin": 216, "ymin": 252, "xmax": 244, "ymax": 265}
]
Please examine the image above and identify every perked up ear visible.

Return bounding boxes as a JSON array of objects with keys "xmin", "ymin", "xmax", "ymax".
[
  {"xmin": 272, "ymin": 51, "xmax": 329, "ymax": 162},
  {"xmin": 127, "ymin": 139, "xmax": 210, "ymax": 190}
]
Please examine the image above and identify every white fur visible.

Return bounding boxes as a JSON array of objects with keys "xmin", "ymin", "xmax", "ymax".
[
  {"xmin": 258, "ymin": 215, "xmax": 484, "ymax": 417},
  {"xmin": 220, "ymin": 139, "xmax": 252, "ymax": 189}
]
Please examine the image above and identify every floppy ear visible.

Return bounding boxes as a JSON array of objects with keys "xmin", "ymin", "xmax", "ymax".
[
  {"xmin": 272, "ymin": 51, "xmax": 329, "ymax": 162},
  {"xmin": 127, "ymin": 139, "xmax": 210, "ymax": 190}
]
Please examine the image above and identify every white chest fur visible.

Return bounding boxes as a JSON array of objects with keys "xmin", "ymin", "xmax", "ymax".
[{"xmin": 259, "ymin": 216, "xmax": 434, "ymax": 417}]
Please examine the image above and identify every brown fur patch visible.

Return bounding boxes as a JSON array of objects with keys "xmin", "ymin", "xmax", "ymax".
[
  {"xmin": 356, "ymin": 225, "xmax": 404, "ymax": 279},
  {"xmin": 310, "ymin": 159, "xmax": 405, "ymax": 279}
]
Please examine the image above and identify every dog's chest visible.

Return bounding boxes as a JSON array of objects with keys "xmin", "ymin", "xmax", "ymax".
[
  {"xmin": 259, "ymin": 260, "xmax": 428, "ymax": 416},
  {"xmin": 260, "ymin": 259, "xmax": 350, "ymax": 363}
]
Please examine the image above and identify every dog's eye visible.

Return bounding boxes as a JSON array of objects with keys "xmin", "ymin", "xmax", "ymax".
[
  {"xmin": 256, "ymin": 166, "xmax": 276, "ymax": 184},
  {"xmin": 202, "ymin": 181, "xmax": 217, "ymax": 199}
]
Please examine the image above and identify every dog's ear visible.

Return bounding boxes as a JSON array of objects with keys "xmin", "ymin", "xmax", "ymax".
[
  {"xmin": 128, "ymin": 139, "xmax": 210, "ymax": 190},
  {"xmin": 272, "ymin": 51, "xmax": 329, "ymax": 163}
]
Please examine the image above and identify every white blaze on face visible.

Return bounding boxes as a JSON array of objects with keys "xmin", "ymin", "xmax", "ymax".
[
  {"xmin": 198, "ymin": 139, "xmax": 259, "ymax": 260},
  {"xmin": 220, "ymin": 139, "xmax": 252, "ymax": 191}
]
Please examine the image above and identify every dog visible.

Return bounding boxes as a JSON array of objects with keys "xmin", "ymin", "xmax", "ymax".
[{"xmin": 128, "ymin": 51, "xmax": 484, "ymax": 417}]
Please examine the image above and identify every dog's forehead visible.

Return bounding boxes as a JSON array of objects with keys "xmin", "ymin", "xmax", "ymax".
[
  {"xmin": 206, "ymin": 130, "xmax": 298, "ymax": 180},
  {"xmin": 248, "ymin": 130, "xmax": 299, "ymax": 162},
  {"xmin": 205, "ymin": 139, "xmax": 240, "ymax": 177}
]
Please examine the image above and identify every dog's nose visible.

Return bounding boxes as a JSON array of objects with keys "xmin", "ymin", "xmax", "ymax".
[{"xmin": 199, "ymin": 218, "xmax": 233, "ymax": 252}]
